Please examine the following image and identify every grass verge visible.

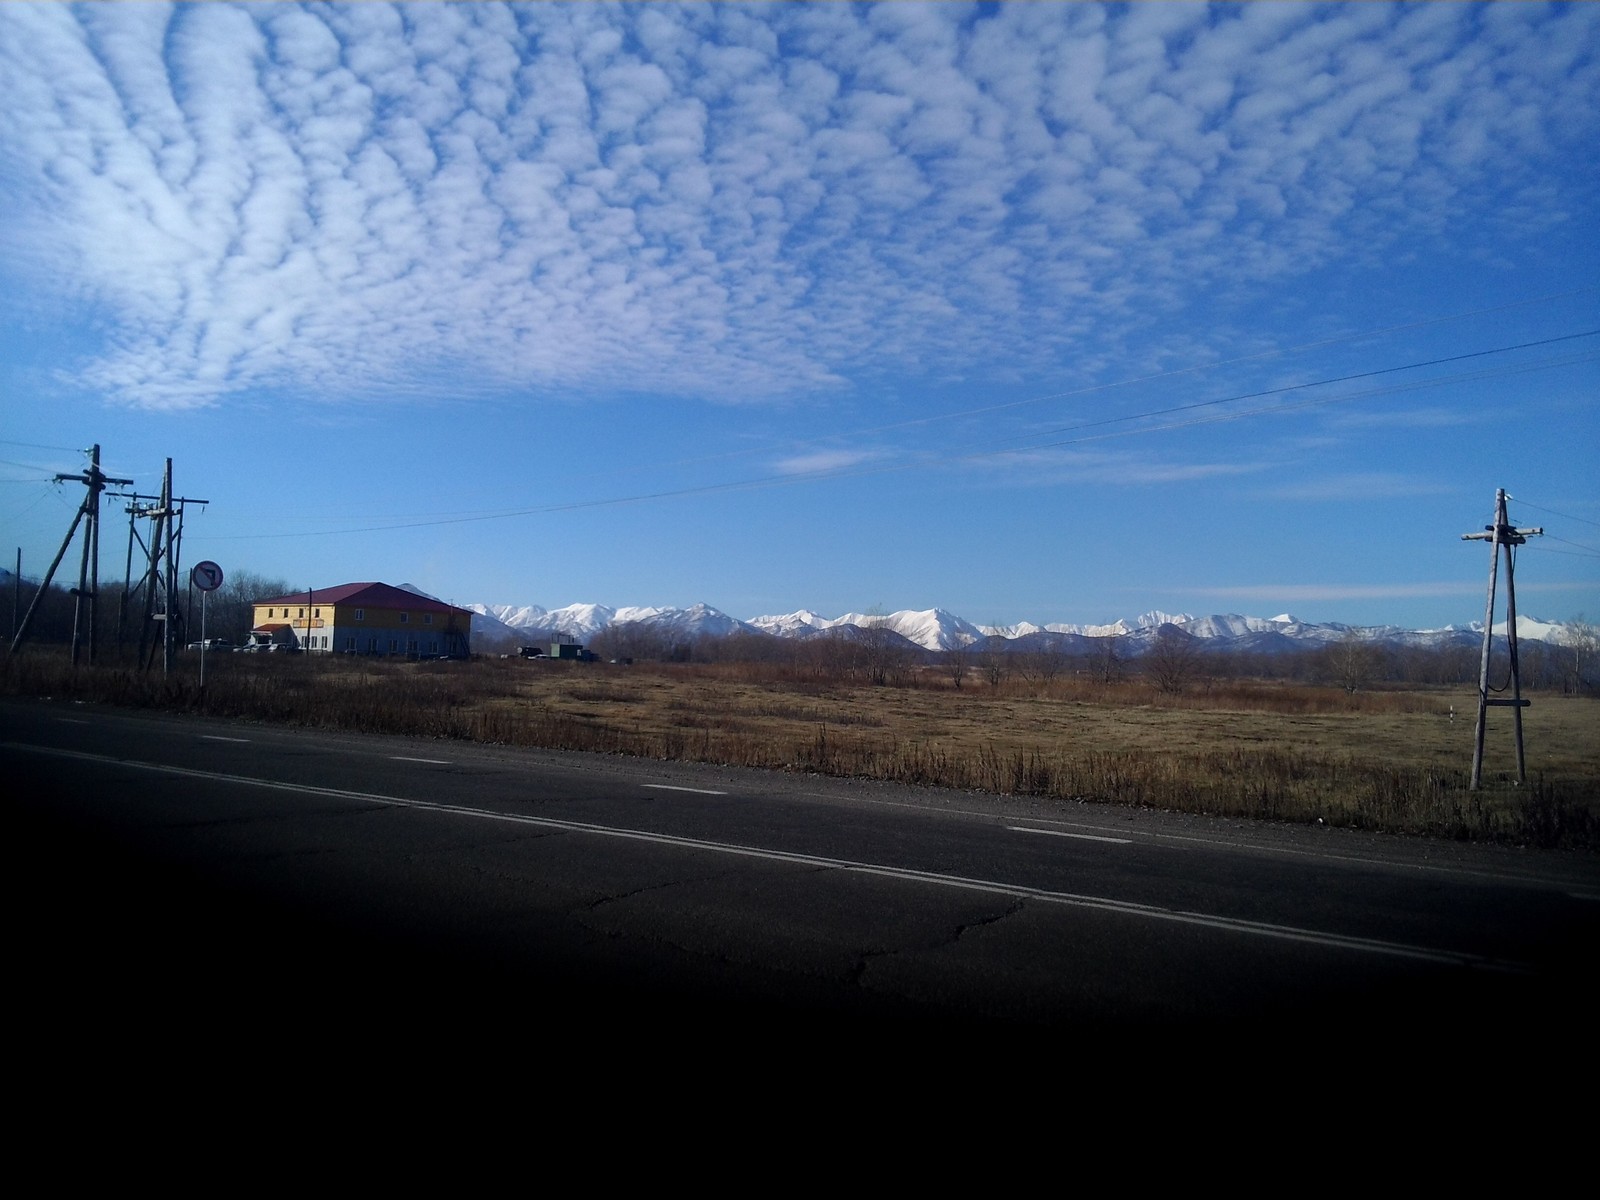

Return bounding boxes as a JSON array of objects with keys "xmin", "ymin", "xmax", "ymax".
[{"xmin": 6, "ymin": 649, "xmax": 1596, "ymax": 849}]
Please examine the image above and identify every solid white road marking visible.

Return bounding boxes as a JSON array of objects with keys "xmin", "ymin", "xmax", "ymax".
[
  {"xmin": 6, "ymin": 740, "xmax": 1532, "ymax": 973},
  {"xmin": 1009, "ymin": 826, "xmax": 1133, "ymax": 845},
  {"xmin": 644, "ymin": 784, "xmax": 727, "ymax": 795},
  {"xmin": 201, "ymin": 735, "xmax": 250, "ymax": 743},
  {"xmin": 391, "ymin": 756, "xmax": 451, "ymax": 764}
]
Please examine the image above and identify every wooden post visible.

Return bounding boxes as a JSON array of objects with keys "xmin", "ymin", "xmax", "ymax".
[
  {"xmin": 9, "ymin": 445, "xmax": 131, "ymax": 659},
  {"xmin": 1462, "ymin": 489, "xmax": 1542, "ymax": 788}
]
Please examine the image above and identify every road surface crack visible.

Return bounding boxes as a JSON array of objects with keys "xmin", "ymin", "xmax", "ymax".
[{"xmin": 846, "ymin": 899, "xmax": 1025, "ymax": 988}]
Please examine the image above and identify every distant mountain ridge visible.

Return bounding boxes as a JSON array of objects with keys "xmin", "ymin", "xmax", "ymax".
[{"xmin": 454, "ymin": 591, "xmax": 1580, "ymax": 653}]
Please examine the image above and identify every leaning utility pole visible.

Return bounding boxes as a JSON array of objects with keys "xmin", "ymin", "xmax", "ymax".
[
  {"xmin": 125, "ymin": 460, "xmax": 207, "ymax": 675},
  {"xmin": 8, "ymin": 445, "xmax": 133, "ymax": 661},
  {"xmin": 1461, "ymin": 488, "xmax": 1543, "ymax": 789}
]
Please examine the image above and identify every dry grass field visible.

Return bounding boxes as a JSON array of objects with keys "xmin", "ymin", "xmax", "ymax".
[{"xmin": 7, "ymin": 649, "xmax": 1597, "ymax": 847}]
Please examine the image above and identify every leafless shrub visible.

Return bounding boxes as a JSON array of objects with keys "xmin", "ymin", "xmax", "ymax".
[{"xmin": 1143, "ymin": 626, "xmax": 1203, "ymax": 694}]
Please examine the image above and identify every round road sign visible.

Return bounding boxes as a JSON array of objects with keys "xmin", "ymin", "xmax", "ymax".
[{"xmin": 191, "ymin": 561, "xmax": 224, "ymax": 592}]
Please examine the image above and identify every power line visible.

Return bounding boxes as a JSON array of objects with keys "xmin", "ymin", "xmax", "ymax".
[
  {"xmin": 639, "ymin": 284, "xmax": 1600, "ymax": 472},
  {"xmin": 1534, "ymin": 534, "xmax": 1600, "ymax": 557},
  {"xmin": 1013, "ymin": 329, "xmax": 1599, "ymax": 447},
  {"xmin": 1510, "ymin": 497, "xmax": 1600, "ymax": 530},
  {"xmin": 1523, "ymin": 545, "xmax": 1600, "ymax": 560},
  {"xmin": 1000, "ymin": 349, "xmax": 1596, "ymax": 454},
  {"xmin": 250, "ymin": 284, "xmax": 1590, "ymax": 514},
  {"xmin": 889, "ymin": 287, "xmax": 1600, "ymax": 436},
  {"xmin": 196, "ymin": 329, "xmax": 1600, "ymax": 540},
  {"xmin": 0, "ymin": 439, "xmax": 84, "ymax": 453}
]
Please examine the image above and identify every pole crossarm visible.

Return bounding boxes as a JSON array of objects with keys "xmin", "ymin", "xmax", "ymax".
[
  {"xmin": 1461, "ymin": 526, "xmax": 1542, "ymax": 544},
  {"xmin": 56, "ymin": 470, "xmax": 134, "ymax": 489}
]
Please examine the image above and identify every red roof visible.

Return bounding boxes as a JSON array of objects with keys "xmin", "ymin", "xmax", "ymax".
[{"xmin": 253, "ymin": 582, "xmax": 470, "ymax": 616}]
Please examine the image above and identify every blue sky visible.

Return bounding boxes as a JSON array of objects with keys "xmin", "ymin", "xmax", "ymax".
[{"xmin": 2, "ymin": 1, "xmax": 1597, "ymax": 629}]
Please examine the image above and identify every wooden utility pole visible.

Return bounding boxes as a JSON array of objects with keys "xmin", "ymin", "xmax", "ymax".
[
  {"xmin": 1461, "ymin": 488, "xmax": 1543, "ymax": 788},
  {"xmin": 126, "ymin": 460, "xmax": 207, "ymax": 675},
  {"xmin": 8, "ymin": 445, "xmax": 132, "ymax": 660}
]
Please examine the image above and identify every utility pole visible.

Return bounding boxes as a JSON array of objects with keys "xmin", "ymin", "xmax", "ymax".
[
  {"xmin": 8, "ymin": 445, "xmax": 132, "ymax": 660},
  {"xmin": 1461, "ymin": 488, "xmax": 1543, "ymax": 788},
  {"xmin": 124, "ymin": 461, "xmax": 207, "ymax": 675}
]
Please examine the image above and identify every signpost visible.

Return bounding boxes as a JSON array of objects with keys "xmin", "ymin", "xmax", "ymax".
[{"xmin": 191, "ymin": 561, "xmax": 223, "ymax": 686}]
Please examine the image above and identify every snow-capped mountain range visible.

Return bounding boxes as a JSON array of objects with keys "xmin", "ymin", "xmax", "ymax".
[{"xmin": 451, "ymin": 592, "xmax": 1578, "ymax": 654}]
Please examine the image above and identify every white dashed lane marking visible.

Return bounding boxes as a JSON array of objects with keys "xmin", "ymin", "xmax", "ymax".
[{"xmin": 1009, "ymin": 826, "xmax": 1133, "ymax": 845}]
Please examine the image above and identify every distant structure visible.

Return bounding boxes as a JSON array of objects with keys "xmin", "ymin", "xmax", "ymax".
[
  {"xmin": 250, "ymin": 582, "xmax": 471, "ymax": 658},
  {"xmin": 518, "ymin": 638, "xmax": 593, "ymax": 661}
]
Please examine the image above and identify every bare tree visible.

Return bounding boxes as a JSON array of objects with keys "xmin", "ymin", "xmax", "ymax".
[
  {"xmin": 1565, "ymin": 615, "xmax": 1600, "ymax": 694},
  {"xmin": 1325, "ymin": 630, "xmax": 1381, "ymax": 694},
  {"xmin": 858, "ymin": 609, "xmax": 914, "ymax": 686},
  {"xmin": 1143, "ymin": 625, "xmax": 1202, "ymax": 694},
  {"xmin": 591, "ymin": 622, "xmax": 673, "ymax": 663},
  {"xmin": 1090, "ymin": 636, "xmax": 1124, "ymax": 685},
  {"xmin": 1024, "ymin": 635, "xmax": 1069, "ymax": 688},
  {"xmin": 942, "ymin": 639, "xmax": 972, "ymax": 690},
  {"xmin": 980, "ymin": 642, "xmax": 1009, "ymax": 688}
]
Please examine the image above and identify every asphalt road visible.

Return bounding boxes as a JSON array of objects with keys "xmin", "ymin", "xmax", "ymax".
[{"xmin": 6, "ymin": 695, "xmax": 1595, "ymax": 1064}]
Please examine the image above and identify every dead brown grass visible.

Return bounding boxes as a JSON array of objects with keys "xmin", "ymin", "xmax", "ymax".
[{"xmin": 6, "ymin": 649, "xmax": 1596, "ymax": 847}]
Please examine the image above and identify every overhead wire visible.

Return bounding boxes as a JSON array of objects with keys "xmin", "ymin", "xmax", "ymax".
[
  {"xmin": 1003, "ymin": 329, "xmax": 1598, "ymax": 448},
  {"xmin": 195, "ymin": 289, "xmax": 1600, "ymax": 525},
  {"xmin": 1509, "ymin": 497, "xmax": 1600, "ymax": 530},
  {"xmin": 0, "ymin": 439, "xmax": 84, "ymax": 453},
  {"xmin": 614, "ymin": 284, "xmax": 1600, "ymax": 472},
  {"xmin": 996, "ymin": 349, "xmax": 1597, "ymax": 455},
  {"xmin": 200, "ymin": 331, "xmax": 1599, "ymax": 541},
  {"xmin": 1530, "ymin": 534, "xmax": 1600, "ymax": 558}
]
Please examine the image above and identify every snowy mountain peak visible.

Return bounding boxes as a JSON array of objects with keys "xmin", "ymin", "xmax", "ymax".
[
  {"xmin": 748, "ymin": 610, "xmax": 833, "ymax": 637},
  {"xmin": 1133, "ymin": 610, "xmax": 1195, "ymax": 629},
  {"xmin": 460, "ymin": 597, "xmax": 1585, "ymax": 656}
]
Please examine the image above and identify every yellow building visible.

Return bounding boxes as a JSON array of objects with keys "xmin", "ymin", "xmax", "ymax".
[{"xmin": 250, "ymin": 582, "xmax": 472, "ymax": 657}]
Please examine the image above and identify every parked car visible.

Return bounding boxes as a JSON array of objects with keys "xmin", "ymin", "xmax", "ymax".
[{"xmin": 186, "ymin": 639, "xmax": 234, "ymax": 651}]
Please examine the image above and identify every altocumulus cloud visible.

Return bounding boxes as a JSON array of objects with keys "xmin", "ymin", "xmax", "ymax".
[{"xmin": 1, "ymin": 2, "xmax": 1596, "ymax": 410}]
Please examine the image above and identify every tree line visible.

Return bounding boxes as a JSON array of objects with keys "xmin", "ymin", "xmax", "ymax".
[
  {"xmin": 558, "ymin": 617, "xmax": 1600, "ymax": 696},
  {"xmin": 10, "ymin": 568, "xmax": 1594, "ymax": 695},
  {"xmin": 4, "ymin": 569, "xmax": 295, "ymax": 656}
]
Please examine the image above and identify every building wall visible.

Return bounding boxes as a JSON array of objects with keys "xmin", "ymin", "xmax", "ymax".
[
  {"xmin": 328, "ymin": 621, "xmax": 459, "ymax": 656},
  {"xmin": 252, "ymin": 600, "xmax": 470, "ymax": 656}
]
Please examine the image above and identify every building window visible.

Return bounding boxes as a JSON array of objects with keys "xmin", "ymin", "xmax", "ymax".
[
  {"xmin": 355, "ymin": 609, "xmax": 364, "ymax": 621},
  {"xmin": 345, "ymin": 636, "xmax": 355, "ymax": 651},
  {"xmin": 298, "ymin": 607, "xmax": 305, "ymax": 619},
  {"xmin": 314, "ymin": 608, "xmax": 320, "ymax": 618},
  {"xmin": 423, "ymin": 613, "xmax": 433, "ymax": 625},
  {"xmin": 400, "ymin": 612, "xmax": 409, "ymax": 624}
]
